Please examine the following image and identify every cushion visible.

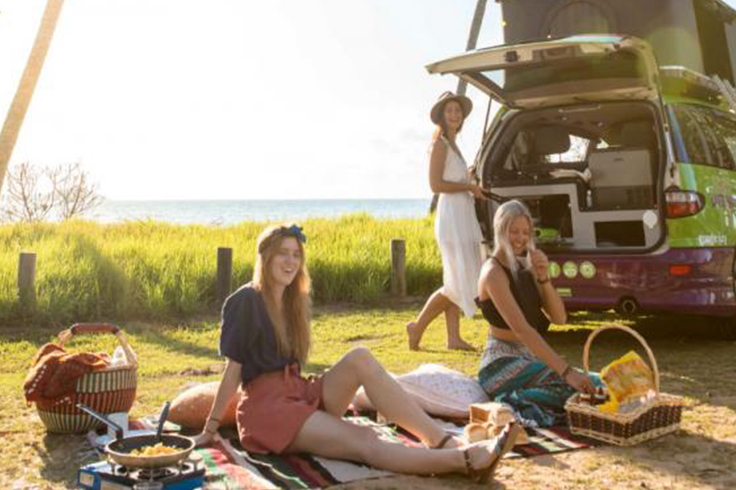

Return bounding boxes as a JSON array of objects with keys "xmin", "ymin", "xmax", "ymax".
[
  {"xmin": 352, "ymin": 364, "xmax": 489, "ymax": 418},
  {"xmin": 168, "ymin": 382, "xmax": 241, "ymax": 429}
]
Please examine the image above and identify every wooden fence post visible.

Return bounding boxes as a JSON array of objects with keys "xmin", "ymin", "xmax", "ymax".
[
  {"xmin": 18, "ymin": 251, "xmax": 36, "ymax": 309},
  {"xmin": 390, "ymin": 239, "xmax": 406, "ymax": 297},
  {"xmin": 216, "ymin": 247, "xmax": 233, "ymax": 306}
]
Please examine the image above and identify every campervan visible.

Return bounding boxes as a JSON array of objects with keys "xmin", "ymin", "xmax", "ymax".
[{"xmin": 427, "ymin": 34, "xmax": 736, "ymax": 333}]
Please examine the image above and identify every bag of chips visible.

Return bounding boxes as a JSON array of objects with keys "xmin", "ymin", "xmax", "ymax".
[{"xmin": 600, "ymin": 351, "xmax": 655, "ymax": 411}]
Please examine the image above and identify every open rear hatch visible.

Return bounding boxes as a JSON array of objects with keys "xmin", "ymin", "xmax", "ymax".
[
  {"xmin": 427, "ymin": 35, "xmax": 666, "ymax": 253},
  {"xmin": 425, "ymin": 35, "xmax": 661, "ymax": 109}
]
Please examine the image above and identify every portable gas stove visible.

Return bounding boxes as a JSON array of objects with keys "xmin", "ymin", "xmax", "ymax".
[{"xmin": 77, "ymin": 453, "xmax": 205, "ymax": 490}]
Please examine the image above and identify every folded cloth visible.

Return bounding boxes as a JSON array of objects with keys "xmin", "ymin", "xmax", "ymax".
[{"xmin": 23, "ymin": 343, "xmax": 110, "ymax": 407}]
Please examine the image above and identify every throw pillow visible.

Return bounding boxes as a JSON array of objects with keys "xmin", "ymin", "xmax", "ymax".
[
  {"xmin": 168, "ymin": 382, "xmax": 241, "ymax": 429},
  {"xmin": 353, "ymin": 363, "xmax": 489, "ymax": 418}
]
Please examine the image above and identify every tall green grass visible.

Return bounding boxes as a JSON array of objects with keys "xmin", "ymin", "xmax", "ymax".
[{"xmin": 0, "ymin": 215, "xmax": 442, "ymax": 324}]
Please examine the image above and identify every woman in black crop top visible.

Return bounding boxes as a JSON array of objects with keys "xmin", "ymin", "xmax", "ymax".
[
  {"xmin": 476, "ymin": 200, "xmax": 597, "ymax": 427},
  {"xmin": 194, "ymin": 224, "xmax": 520, "ymax": 483}
]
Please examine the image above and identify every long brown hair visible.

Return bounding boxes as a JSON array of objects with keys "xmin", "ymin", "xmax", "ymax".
[
  {"xmin": 253, "ymin": 225, "xmax": 311, "ymax": 365},
  {"xmin": 432, "ymin": 99, "xmax": 466, "ymax": 155}
]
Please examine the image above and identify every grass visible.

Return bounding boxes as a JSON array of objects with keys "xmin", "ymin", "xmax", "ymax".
[
  {"xmin": 1, "ymin": 306, "xmax": 735, "ymax": 489},
  {"xmin": 0, "ymin": 216, "xmax": 441, "ymax": 325}
]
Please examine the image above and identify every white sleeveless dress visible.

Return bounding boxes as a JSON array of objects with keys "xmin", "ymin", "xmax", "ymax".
[{"xmin": 435, "ymin": 138, "xmax": 485, "ymax": 317}]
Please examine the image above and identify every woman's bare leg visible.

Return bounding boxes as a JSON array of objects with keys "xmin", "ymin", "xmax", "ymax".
[
  {"xmin": 287, "ymin": 410, "xmax": 502, "ymax": 476},
  {"xmin": 321, "ymin": 347, "xmax": 455, "ymax": 448},
  {"xmin": 445, "ymin": 303, "xmax": 475, "ymax": 351},
  {"xmin": 406, "ymin": 289, "xmax": 451, "ymax": 350}
]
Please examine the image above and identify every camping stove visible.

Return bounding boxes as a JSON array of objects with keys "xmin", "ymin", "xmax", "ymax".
[{"xmin": 77, "ymin": 453, "xmax": 205, "ymax": 490}]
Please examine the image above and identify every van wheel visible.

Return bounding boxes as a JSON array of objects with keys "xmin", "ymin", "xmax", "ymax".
[
  {"xmin": 716, "ymin": 252, "xmax": 736, "ymax": 340},
  {"xmin": 714, "ymin": 317, "xmax": 736, "ymax": 340}
]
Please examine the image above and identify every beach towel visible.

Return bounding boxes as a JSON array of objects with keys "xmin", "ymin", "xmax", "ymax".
[{"xmin": 197, "ymin": 416, "xmax": 600, "ymax": 489}]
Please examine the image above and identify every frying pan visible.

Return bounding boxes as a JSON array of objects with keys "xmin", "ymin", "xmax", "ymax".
[{"xmin": 77, "ymin": 403, "xmax": 194, "ymax": 469}]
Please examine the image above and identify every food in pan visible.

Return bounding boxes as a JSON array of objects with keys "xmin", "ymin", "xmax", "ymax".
[{"xmin": 128, "ymin": 442, "xmax": 179, "ymax": 457}]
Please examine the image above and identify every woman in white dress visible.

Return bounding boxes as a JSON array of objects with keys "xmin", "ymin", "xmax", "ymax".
[{"xmin": 407, "ymin": 91, "xmax": 486, "ymax": 351}]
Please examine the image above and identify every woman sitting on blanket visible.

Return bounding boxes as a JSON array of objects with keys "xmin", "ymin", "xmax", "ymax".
[
  {"xmin": 194, "ymin": 224, "xmax": 521, "ymax": 483},
  {"xmin": 477, "ymin": 200, "xmax": 599, "ymax": 427}
]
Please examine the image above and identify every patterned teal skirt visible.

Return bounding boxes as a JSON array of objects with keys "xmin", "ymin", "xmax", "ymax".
[{"xmin": 478, "ymin": 337, "xmax": 601, "ymax": 427}]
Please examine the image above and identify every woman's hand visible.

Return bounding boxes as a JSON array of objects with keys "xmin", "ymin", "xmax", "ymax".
[
  {"xmin": 192, "ymin": 430, "xmax": 216, "ymax": 448},
  {"xmin": 529, "ymin": 249, "xmax": 549, "ymax": 281},
  {"xmin": 468, "ymin": 183, "xmax": 486, "ymax": 199},
  {"xmin": 564, "ymin": 369, "xmax": 596, "ymax": 394}
]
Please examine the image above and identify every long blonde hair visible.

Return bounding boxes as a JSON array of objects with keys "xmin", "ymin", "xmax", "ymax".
[
  {"xmin": 492, "ymin": 200, "xmax": 535, "ymax": 276},
  {"xmin": 253, "ymin": 225, "xmax": 311, "ymax": 365}
]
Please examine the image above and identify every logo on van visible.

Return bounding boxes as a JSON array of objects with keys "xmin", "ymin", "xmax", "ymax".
[
  {"xmin": 548, "ymin": 262, "xmax": 561, "ymax": 279},
  {"xmin": 563, "ymin": 261, "xmax": 578, "ymax": 279},
  {"xmin": 697, "ymin": 234, "xmax": 727, "ymax": 246},
  {"xmin": 580, "ymin": 261, "xmax": 596, "ymax": 279}
]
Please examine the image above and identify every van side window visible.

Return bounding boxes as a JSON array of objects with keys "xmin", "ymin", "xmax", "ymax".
[
  {"xmin": 705, "ymin": 110, "xmax": 736, "ymax": 171},
  {"xmin": 672, "ymin": 104, "xmax": 736, "ymax": 170}
]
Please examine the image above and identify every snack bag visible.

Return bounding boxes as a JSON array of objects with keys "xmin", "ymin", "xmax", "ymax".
[{"xmin": 600, "ymin": 351, "xmax": 655, "ymax": 408}]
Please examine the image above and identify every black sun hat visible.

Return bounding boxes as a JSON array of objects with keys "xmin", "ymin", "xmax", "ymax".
[{"xmin": 430, "ymin": 91, "xmax": 473, "ymax": 125}]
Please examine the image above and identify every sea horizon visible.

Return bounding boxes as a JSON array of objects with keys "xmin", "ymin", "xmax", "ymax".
[{"xmin": 90, "ymin": 198, "xmax": 433, "ymax": 225}]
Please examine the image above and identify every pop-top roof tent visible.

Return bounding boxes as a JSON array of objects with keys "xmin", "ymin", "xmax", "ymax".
[{"xmin": 496, "ymin": 0, "xmax": 736, "ymax": 84}]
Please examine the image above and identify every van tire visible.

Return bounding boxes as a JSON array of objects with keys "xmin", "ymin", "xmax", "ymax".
[
  {"xmin": 714, "ymin": 317, "xmax": 736, "ymax": 341},
  {"xmin": 712, "ymin": 253, "xmax": 736, "ymax": 340}
]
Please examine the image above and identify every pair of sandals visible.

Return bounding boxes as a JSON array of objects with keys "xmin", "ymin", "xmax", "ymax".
[{"xmin": 435, "ymin": 423, "xmax": 521, "ymax": 484}]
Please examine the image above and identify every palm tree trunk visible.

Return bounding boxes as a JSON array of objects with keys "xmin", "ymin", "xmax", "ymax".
[{"xmin": 0, "ymin": 0, "xmax": 67, "ymax": 197}]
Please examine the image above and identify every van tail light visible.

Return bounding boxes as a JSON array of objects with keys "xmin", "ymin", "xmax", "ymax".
[
  {"xmin": 669, "ymin": 265, "xmax": 692, "ymax": 276},
  {"xmin": 665, "ymin": 189, "xmax": 704, "ymax": 218}
]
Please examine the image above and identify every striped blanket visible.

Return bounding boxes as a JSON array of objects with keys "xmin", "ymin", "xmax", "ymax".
[{"xmin": 197, "ymin": 416, "xmax": 598, "ymax": 489}]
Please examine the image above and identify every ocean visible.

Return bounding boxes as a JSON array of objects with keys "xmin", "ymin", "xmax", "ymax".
[{"xmin": 89, "ymin": 199, "xmax": 432, "ymax": 225}]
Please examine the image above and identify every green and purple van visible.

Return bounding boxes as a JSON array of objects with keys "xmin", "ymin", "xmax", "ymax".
[{"xmin": 427, "ymin": 35, "xmax": 736, "ymax": 330}]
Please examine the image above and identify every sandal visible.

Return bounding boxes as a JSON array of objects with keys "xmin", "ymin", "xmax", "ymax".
[{"xmin": 463, "ymin": 422, "xmax": 521, "ymax": 483}]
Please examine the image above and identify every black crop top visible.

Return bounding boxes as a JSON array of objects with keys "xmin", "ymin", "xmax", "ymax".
[{"xmin": 475, "ymin": 258, "xmax": 550, "ymax": 333}]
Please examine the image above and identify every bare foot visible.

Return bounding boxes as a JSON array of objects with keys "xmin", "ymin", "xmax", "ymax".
[
  {"xmin": 429, "ymin": 432, "xmax": 466, "ymax": 449},
  {"xmin": 443, "ymin": 434, "xmax": 466, "ymax": 449},
  {"xmin": 407, "ymin": 321, "xmax": 423, "ymax": 350},
  {"xmin": 448, "ymin": 339, "xmax": 476, "ymax": 351}
]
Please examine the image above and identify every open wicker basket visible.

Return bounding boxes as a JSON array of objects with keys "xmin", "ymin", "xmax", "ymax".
[
  {"xmin": 36, "ymin": 323, "xmax": 138, "ymax": 434},
  {"xmin": 565, "ymin": 323, "xmax": 685, "ymax": 446}
]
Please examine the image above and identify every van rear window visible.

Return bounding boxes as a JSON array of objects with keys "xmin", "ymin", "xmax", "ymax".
[{"xmin": 482, "ymin": 51, "xmax": 647, "ymax": 93}]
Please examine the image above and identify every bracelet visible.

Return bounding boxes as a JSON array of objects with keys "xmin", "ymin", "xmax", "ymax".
[
  {"xmin": 536, "ymin": 276, "xmax": 550, "ymax": 284},
  {"xmin": 559, "ymin": 364, "xmax": 572, "ymax": 380}
]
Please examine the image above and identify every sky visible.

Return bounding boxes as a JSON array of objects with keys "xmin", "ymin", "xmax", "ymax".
[
  {"xmin": 1, "ymin": 1, "xmax": 735, "ymax": 200},
  {"xmin": 0, "ymin": 0, "xmax": 504, "ymax": 200}
]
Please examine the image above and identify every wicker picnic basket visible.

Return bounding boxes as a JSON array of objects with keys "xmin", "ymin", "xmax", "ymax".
[
  {"xmin": 36, "ymin": 323, "xmax": 138, "ymax": 434},
  {"xmin": 565, "ymin": 324, "xmax": 685, "ymax": 446}
]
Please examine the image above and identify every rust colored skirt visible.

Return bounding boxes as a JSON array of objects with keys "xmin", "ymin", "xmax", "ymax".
[{"xmin": 236, "ymin": 363, "xmax": 323, "ymax": 454}]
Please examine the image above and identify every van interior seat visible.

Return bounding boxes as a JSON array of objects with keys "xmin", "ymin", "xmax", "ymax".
[
  {"xmin": 534, "ymin": 126, "xmax": 571, "ymax": 156},
  {"xmin": 620, "ymin": 121, "xmax": 656, "ymax": 149}
]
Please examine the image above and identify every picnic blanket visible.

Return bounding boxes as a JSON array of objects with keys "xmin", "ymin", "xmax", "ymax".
[{"xmin": 198, "ymin": 416, "xmax": 599, "ymax": 489}]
